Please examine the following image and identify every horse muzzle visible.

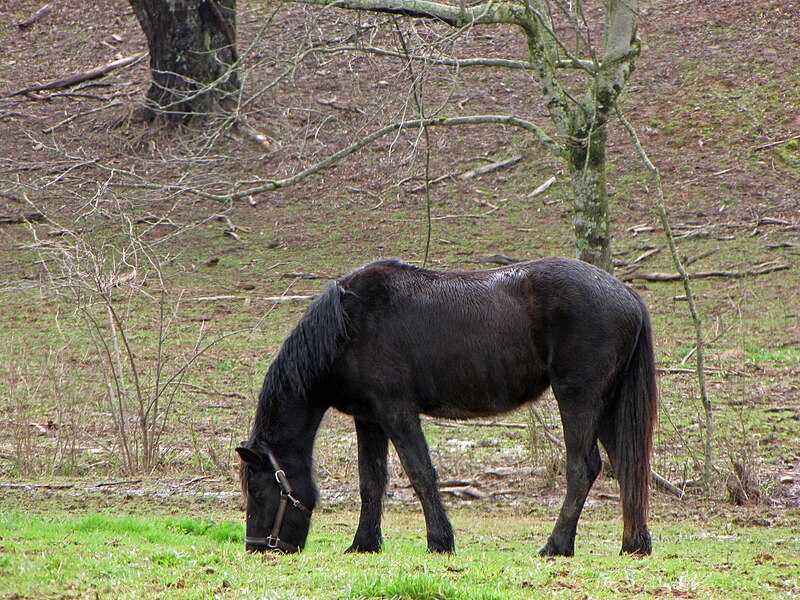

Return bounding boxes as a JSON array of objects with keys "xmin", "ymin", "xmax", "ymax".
[{"xmin": 245, "ymin": 535, "xmax": 303, "ymax": 554}]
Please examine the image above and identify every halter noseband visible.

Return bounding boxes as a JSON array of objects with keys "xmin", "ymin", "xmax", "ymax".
[{"xmin": 244, "ymin": 450, "xmax": 312, "ymax": 553}]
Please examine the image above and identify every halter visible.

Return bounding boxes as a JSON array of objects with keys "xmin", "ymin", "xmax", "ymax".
[{"xmin": 244, "ymin": 450, "xmax": 312, "ymax": 553}]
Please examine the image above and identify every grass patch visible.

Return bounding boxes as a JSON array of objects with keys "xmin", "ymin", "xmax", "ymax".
[{"xmin": 2, "ymin": 509, "xmax": 798, "ymax": 598}]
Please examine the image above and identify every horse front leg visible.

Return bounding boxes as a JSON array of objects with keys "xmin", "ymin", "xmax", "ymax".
[
  {"xmin": 540, "ymin": 418, "xmax": 602, "ymax": 557},
  {"xmin": 383, "ymin": 413, "xmax": 454, "ymax": 553},
  {"xmin": 347, "ymin": 419, "xmax": 389, "ymax": 553}
]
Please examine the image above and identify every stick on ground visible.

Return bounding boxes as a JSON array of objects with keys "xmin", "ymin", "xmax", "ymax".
[{"xmin": 9, "ymin": 53, "xmax": 145, "ymax": 97}]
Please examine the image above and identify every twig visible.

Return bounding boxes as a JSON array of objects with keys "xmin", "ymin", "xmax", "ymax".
[
  {"xmin": 42, "ymin": 101, "xmax": 123, "ymax": 134},
  {"xmin": 1, "ymin": 212, "xmax": 45, "ymax": 225},
  {"xmin": 179, "ymin": 382, "xmax": 247, "ymax": 399},
  {"xmin": 122, "ymin": 115, "xmax": 560, "ymax": 203},
  {"xmin": 192, "ymin": 294, "xmax": 315, "ymax": 302},
  {"xmin": 17, "ymin": 4, "xmax": 52, "ymax": 28},
  {"xmin": 752, "ymin": 134, "xmax": 800, "ymax": 151},
  {"xmin": 178, "ymin": 476, "xmax": 212, "ymax": 487},
  {"xmin": 527, "ymin": 176, "xmax": 557, "ymax": 199},
  {"xmin": 94, "ymin": 479, "xmax": 142, "ymax": 488},
  {"xmin": 430, "ymin": 419, "xmax": 529, "ymax": 429},
  {"xmin": 9, "ymin": 54, "xmax": 146, "ymax": 97},
  {"xmin": 281, "ymin": 272, "xmax": 331, "ymax": 280},
  {"xmin": 623, "ymin": 262, "xmax": 789, "ymax": 282},
  {"xmin": 653, "ymin": 471, "xmax": 684, "ymax": 498},
  {"xmin": 324, "ymin": 44, "xmax": 592, "ymax": 70},
  {"xmin": 459, "ymin": 155, "xmax": 523, "ymax": 179}
]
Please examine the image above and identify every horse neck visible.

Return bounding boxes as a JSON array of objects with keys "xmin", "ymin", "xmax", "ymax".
[{"xmin": 255, "ymin": 388, "xmax": 325, "ymax": 472}]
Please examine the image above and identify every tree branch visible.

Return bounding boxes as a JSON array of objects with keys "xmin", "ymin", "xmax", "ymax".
[
  {"xmin": 118, "ymin": 114, "xmax": 562, "ymax": 202},
  {"xmin": 229, "ymin": 115, "xmax": 561, "ymax": 200},
  {"xmin": 316, "ymin": 43, "xmax": 595, "ymax": 71},
  {"xmin": 293, "ymin": 0, "xmax": 530, "ymax": 29}
]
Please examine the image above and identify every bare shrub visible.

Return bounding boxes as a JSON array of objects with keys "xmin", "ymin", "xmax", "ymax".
[{"xmin": 28, "ymin": 201, "xmax": 208, "ymax": 474}]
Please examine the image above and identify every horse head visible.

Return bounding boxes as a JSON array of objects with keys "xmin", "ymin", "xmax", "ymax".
[{"xmin": 236, "ymin": 442, "xmax": 314, "ymax": 553}]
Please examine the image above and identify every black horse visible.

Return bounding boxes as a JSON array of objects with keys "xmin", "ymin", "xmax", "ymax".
[{"xmin": 236, "ymin": 257, "xmax": 657, "ymax": 557}]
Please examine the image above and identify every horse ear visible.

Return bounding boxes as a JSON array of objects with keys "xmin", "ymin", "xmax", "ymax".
[{"xmin": 235, "ymin": 444, "xmax": 263, "ymax": 465}]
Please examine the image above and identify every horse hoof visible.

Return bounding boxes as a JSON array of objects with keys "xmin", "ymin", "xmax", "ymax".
[
  {"xmin": 621, "ymin": 529, "xmax": 652, "ymax": 556},
  {"xmin": 346, "ymin": 542, "xmax": 382, "ymax": 554},
  {"xmin": 538, "ymin": 539, "xmax": 574, "ymax": 557},
  {"xmin": 427, "ymin": 541, "xmax": 455, "ymax": 554}
]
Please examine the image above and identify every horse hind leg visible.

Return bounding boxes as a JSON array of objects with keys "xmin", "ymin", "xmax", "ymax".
[
  {"xmin": 599, "ymin": 420, "xmax": 652, "ymax": 556},
  {"xmin": 539, "ymin": 409, "xmax": 602, "ymax": 557},
  {"xmin": 347, "ymin": 419, "xmax": 389, "ymax": 553}
]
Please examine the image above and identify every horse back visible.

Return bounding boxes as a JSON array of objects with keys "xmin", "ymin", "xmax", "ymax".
[{"xmin": 330, "ymin": 258, "xmax": 645, "ymax": 418}]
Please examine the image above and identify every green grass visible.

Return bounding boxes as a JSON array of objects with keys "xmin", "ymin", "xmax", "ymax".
[{"xmin": 2, "ymin": 509, "xmax": 798, "ymax": 599}]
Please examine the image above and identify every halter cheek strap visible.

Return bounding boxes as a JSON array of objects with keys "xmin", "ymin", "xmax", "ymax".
[{"xmin": 245, "ymin": 450, "xmax": 312, "ymax": 553}]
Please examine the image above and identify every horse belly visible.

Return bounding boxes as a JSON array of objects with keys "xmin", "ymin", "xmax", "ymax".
[{"xmin": 412, "ymin": 342, "xmax": 547, "ymax": 419}]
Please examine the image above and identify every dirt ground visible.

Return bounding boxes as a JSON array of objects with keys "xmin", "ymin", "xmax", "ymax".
[{"xmin": 1, "ymin": 0, "xmax": 798, "ymax": 518}]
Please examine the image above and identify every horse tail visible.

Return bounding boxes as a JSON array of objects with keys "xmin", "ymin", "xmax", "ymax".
[
  {"xmin": 253, "ymin": 281, "xmax": 349, "ymax": 436},
  {"xmin": 613, "ymin": 296, "xmax": 658, "ymax": 555}
]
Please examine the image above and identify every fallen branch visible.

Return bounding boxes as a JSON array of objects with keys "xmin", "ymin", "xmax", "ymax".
[
  {"xmin": 623, "ymin": 262, "xmax": 789, "ymax": 282},
  {"xmin": 763, "ymin": 406, "xmax": 800, "ymax": 413},
  {"xmin": 653, "ymin": 471, "xmax": 684, "ymax": 498},
  {"xmin": 460, "ymin": 155, "xmax": 523, "ymax": 180},
  {"xmin": 178, "ymin": 476, "xmax": 213, "ymax": 487},
  {"xmin": 0, "ymin": 212, "xmax": 45, "ymax": 225},
  {"xmin": 282, "ymin": 272, "xmax": 331, "ymax": 280},
  {"xmin": 17, "ymin": 3, "xmax": 52, "ymax": 28},
  {"xmin": 193, "ymin": 294, "xmax": 316, "ymax": 303},
  {"xmin": 0, "ymin": 482, "xmax": 74, "ymax": 489},
  {"xmin": 9, "ymin": 53, "xmax": 145, "ymax": 97},
  {"xmin": 440, "ymin": 486, "xmax": 485, "ymax": 499},
  {"xmin": 630, "ymin": 247, "xmax": 660, "ymax": 265},
  {"xmin": 94, "ymin": 479, "xmax": 143, "ymax": 488},
  {"xmin": 472, "ymin": 253, "xmax": 524, "ymax": 265},
  {"xmin": 408, "ymin": 173, "xmax": 453, "ymax": 192},
  {"xmin": 430, "ymin": 419, "xmax": 528, "ymax": 429},
  {"xmin": 752, "ymin": 134, "xmax": 800, "ymax": 151},
  {"xmin": 407, "ymin": 155, "xmax": 524, "ymax": 193},
  {"xmin": 527, "ymin": 176, "xmax": 557, "ymax": 199}
]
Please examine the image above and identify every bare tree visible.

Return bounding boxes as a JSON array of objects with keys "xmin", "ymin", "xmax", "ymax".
[
  {"xmin": 128, "ymin": 0, "xmax": 240, "ymax": 122},
  {"xmin": 122, "ymin": 0, "xmax": 638, "ymax": 269},
  {"xmin": 273, "ymin": 0, "xmax": 641, "ymax": 271}
]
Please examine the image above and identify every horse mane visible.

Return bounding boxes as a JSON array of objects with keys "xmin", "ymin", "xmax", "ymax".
[{"xmin": 249, "ymin": 281, "xmax": 350, "ymax": 442}]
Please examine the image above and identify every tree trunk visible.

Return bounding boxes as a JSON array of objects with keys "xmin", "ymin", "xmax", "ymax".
[
  {"xmin": 569, "ymin": 124, "xmax": 612, "ymax": 273},
  {"xmin": 128, "ymin": 0, "xmax": 239, "ymax": 122}
]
